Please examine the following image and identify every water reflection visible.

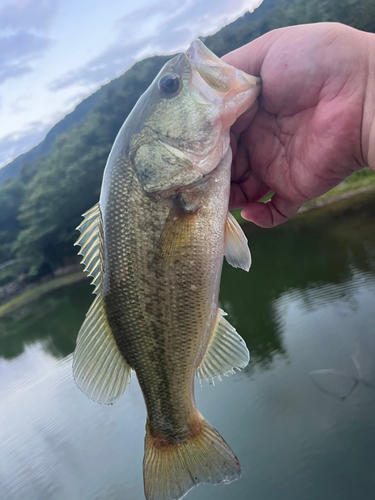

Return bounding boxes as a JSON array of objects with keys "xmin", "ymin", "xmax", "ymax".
[
  {"xmin": 1, "ymin": 195, "xmax": 375, "ymax": 375},
  {"xmin": 306, "ymin": 273, "xmax": 375, "ymax": 401},
  {"xmin": 1, "ymin": 195, "xmax": 375, "ymax": 500},
  {"xmin": 274, "ymin": 272, "xmax": 375, "ymax": 400},
  {"xmin": 219, "ymin": 197, "xmax": 375, "ymax": 372},
  {"xmin": 0, "ymin": 280, "xmax": 93, "ymax": 360}
]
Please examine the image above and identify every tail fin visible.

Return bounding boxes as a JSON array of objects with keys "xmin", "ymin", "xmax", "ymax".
[{"xmin": 143, "ymin": 416, "xmax": 240, "ymax": 500}]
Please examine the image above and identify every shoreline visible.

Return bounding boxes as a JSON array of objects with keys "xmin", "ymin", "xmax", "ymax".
[
  {"xmin": 0, "ymin": 271, "xmax": 88, "ymax": 318},
  {"xmin": 298, "ymin": 185, "xmax": 375, "ymax": 213},
  {"xmin": 1, "ymin": 185, "xmax": 374, "ymax": 317}
]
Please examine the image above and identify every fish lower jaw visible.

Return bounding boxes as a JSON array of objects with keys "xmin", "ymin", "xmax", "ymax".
[{"xmin": 185, "ymin": 132, "xmax": 230, "ymax": 177}]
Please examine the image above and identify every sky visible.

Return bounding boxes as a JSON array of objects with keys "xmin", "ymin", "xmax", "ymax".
[{"xmin": 0, "ymin": 0, "xmax": 264, "ymax": 169}]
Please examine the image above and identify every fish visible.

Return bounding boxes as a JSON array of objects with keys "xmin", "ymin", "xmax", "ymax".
[{"xmin": 73, "ymin": 40, "xmax": 261, "ymax": 500}]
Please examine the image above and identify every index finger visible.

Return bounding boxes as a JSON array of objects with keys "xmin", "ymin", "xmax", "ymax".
[
  {"xmin": 221, "ymin": 29, "xmax": 280, "ymax": 75},
  {"xmin": 221, "ymin": 37, "xmax": 267, "ymax": 76}
]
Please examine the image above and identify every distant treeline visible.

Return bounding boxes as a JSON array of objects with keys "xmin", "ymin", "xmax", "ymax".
[{"xmin": 1, "ymin": 0, "xmax": 375, "ymax": 282}]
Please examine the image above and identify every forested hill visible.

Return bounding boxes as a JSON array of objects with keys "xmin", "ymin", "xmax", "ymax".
[
  {"xmin": 0, "ymin": 86, "xmax": 106, "ymax": 185},
  {"xmin": 0, "ymin": 0, "xmax": 374, "ymax": 284},
  {"xmin": 0, "ymin": 0, "xmax": 279, "ymax": 188}
]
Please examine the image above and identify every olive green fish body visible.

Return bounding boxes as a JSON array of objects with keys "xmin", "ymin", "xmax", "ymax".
[
  {"xmin": 73, "ymin": 39, "xmax": 261, "ymax": 500},
  {"xmin": 101, "ymin": 151, "xmax": 230, "ymax": 441}
]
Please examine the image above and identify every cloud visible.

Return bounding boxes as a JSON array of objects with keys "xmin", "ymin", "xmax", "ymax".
[
  {"xmin": 0, "ymin": 122, "xmax": 52, "ymax": 168},
  {"xmin": 0, "ymin": 0, "xmax": 57, "ymax": 85},
  {"xmin": 11, "ymin": 95, "xmax": 32, "ymax": 115},
  {"xmin": 48, "ymin": 0, "xmax": 252, "ymax": 92},
  {"xmin": 0, "ymin": 31, "xmax": 52, "ymax": 84},
  {"xmin": 0, "ymin": 0, "xmax": 58, "ymax": 32},
  {"xmin": 48, "ymin": 44, "xmax": 135, "ymax": 91},
  {"xmin": 48, "ymin": 0, "xmax": 185, "ymax": 91}
]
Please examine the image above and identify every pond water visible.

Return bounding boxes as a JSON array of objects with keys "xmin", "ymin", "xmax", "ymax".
[{"xmin": 1, "ymin": 195, "xmax": 375, "ymax": 500}]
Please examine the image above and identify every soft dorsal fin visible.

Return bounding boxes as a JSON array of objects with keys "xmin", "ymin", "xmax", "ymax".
[
  {"xmin": 73, "ymin": 295, "xmax": 132, "ymax": 404},
  {"xmin": 224, "ymin": 212, "xmax": 251, "ymax": 272},
  {"xmin": 196, "ymin": 309, "xmax": 250, "ymax": 383},
  {"xmin": 75, "ymin": 203, "xmax": 103, "ymax": 294}
]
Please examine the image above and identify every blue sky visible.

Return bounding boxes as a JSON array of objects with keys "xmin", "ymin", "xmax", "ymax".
[{"xmin": 0, "ymin": 0, "xmax": 263, "ymax": 168}]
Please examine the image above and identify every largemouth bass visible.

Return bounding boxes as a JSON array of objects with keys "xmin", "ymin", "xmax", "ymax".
[{"xmin": 73, "ymin": 40, "xmax": 261, "ymax": 500}]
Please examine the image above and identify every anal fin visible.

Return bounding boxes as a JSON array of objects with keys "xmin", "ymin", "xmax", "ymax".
[
  {"xmin": 225, "ymin": 212, "xmax": 251, "ymax": 272},
  {"xmin": 196, "ymin": 309, "xmax": 250, "ymax": 383},
  {"xmin": 73, "ymin": 295, "xmax": 131, "ymax": 404}
]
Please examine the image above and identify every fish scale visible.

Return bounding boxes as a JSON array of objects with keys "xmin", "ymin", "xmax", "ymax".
[
  {"xmin": 102, "ymin": 159, "xmax": 228, "ymax": 434},
  {"xmin": 73, "ymin": 39, "xmax": 260, "ymax": 500}
]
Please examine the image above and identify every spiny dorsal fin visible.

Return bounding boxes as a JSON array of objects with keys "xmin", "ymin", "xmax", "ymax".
[
  {"xmin": 224, "ymin": 212, "xmax": 251, "ymax": 272},
  {"xmin": 75, "ymin": 203, "xmax": 102, "ymax": 294},
  {"xmin": 196, "ymin": 309, "xmax": 250, "ymax": 383},
  {"xmin": 73, "ymin": 295, "xmax": 132, "ymax": 404}
]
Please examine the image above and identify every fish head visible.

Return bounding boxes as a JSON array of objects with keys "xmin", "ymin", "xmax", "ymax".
[{"xmin": 127, "ymin": 39, "xmax": 261, "ymax": 194}]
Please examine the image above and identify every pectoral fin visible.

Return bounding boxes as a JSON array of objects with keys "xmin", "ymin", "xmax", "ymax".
[
  {"xmin": 196, "ymin": 309, "xmax": 250, "ymax": 383},
  {"xmin": 73, "ymin": 295, "xmax": 132, "ymax": 404},
  {"xmin": 155, "ymin": 197, "xmax": 198, "ymax": 264},
  {"xmin": 224, "ymin": 212, "xmax": 251, "ymax": 272}
]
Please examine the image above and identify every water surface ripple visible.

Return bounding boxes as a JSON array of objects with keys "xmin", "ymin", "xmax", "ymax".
[{"xmin": 1, "ymin": 205, "xmax": 375, "ymax": 500}]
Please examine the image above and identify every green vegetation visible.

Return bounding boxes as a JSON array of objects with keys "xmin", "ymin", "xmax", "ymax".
[
  {"xmin": 0, "ymin": 89, "xmax": 105, "ymax": 186},
  {"xmin": 231, "ymin": 169, "xmax": 375, "ymax": 223},
  {"xmin": 0, "ymin": 261, "xmax": 23, "ymax": 287},
  {"xmin": 0, "ymin": 272, "xmax": 86, "ymax": 318},
  {"xmin": 0, "ymin": 0, "xmax": 374, "ymax": 286},
  {"xmin": 303, "ymin": 168, "xmax": 375, "ymax": 205}
]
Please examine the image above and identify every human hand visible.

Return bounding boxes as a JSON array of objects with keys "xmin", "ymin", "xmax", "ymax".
[{"xmin": 223, "ymin": 23, "xmax": 375, "ymax": 227}]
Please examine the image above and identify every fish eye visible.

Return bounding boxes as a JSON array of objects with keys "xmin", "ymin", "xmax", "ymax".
[{"xmin": 158, "ymin": 74, "xmax": 181, "ymax": 95}]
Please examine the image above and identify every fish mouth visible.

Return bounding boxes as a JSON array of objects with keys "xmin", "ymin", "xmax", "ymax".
[
  {"xmin": 185, "ymin": 39, "xmax": 261, "ymax": 143},
  {"xmin": 185, "ymin": 39, "xmax": 261, "ymax": 103}
]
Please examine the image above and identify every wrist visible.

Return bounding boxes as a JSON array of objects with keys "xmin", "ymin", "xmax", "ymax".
[{"xmin": 363, "ymin": 32, "xmax": 375, "ymax": 171}]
